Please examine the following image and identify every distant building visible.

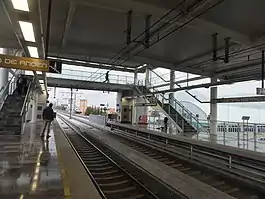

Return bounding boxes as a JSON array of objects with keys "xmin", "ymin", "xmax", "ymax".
[
  {"xmin": 80, "ymin": 100, "xmax": 88, "ymax": 114},
  {"xmin": 108, "ymin": 108, "xmax": 116, "ymax": 114}
]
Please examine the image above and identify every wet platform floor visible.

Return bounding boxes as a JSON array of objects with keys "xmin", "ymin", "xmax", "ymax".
[{"xmin": 0, "ymin": 123, "xmax": 64, "ymax": 199}]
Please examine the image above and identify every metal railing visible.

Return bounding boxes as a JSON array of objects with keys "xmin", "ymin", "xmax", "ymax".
[
  {"xmin": 47, "ymin": 69, "xmax": 135, "ymax": 85},
  {"xmin": 20, "ymin": 76, "xmax": 35, "ymax": 130},
  {"xmin": 135, "ymin": 83, "xmax": 183, "ymax": 134},
  {"xmin": 195, "ymin": 119, "xmax": 265, "ymax": 152},
  {"xmin": 0, "ymin": 75, "xmax": 16, "ymax": 112},
  {"xmin": 137, "ymin": 77, "xmax": 208, "ymax": 134},
  {"xmin": 142, "ymin": 115, "xmax": 265, "ymax": 152},
  {"xmin": 20, "ymin": 80, "xmax": 33, "ymax": 117}
]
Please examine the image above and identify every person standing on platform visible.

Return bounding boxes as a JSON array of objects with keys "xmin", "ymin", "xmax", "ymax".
[
  {"xmin": 41, "ymin": 103, "xmax": 55, "ymax": 139},
  {"xmin": 164, "ymin": 117, "xmax": 168, "ymax": 133}
]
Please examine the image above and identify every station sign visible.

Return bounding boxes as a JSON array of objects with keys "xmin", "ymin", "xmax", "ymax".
[
  {"xmin": 212, "ymin": 96, "xmax": 265, "ymax": 103},
  {"xmin": 0, "ymin": 54, "xmax": 62, "ymax": 73}
]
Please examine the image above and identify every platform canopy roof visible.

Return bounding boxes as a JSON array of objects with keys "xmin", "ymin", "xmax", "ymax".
[{"xmin": 1, "ymin": 0, "xmax": 265, "ymax": 81}]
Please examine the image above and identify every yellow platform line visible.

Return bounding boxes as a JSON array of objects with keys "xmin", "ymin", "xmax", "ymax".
[
  {"xmin": 53, "ymin": 125, "xmax": 72, "ymax": 199},
  {"xmin": 58, "ymin": 150, "xmax": 71, "ymax": 199}
]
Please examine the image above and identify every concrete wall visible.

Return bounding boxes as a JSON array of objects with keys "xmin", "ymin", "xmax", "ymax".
[
  {"xmin": 135, "ymin": 96, "xmax": 148, "ymax": 124},
  {"xmin": 37, "ymin": 92, "xmax": 47, "ymax": 122},
  {"xmin": 116, "ymin": 92, "xmax": 122, "ymax": 122}
]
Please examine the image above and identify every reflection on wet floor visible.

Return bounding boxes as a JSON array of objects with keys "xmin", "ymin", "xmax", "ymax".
[{"xmin": 0, "ymin": 123, "xmax": 64, "ymax": 199}]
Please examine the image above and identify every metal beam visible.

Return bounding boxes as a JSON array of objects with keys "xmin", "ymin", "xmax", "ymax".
[
  {"xmin": 145, "ymin": 15, "xmax": 151, "ymax": 48},
  {"xmin": 126, "ymin": 10, "xmax": 132, "ymax": 45},
  {"xmin": 48, "ymin": 57, "xmax": 135, "ymax": 73},
  {"xmin": 212, "ymin": 96, "xmax": 265, "ymax": 103},
  {"xmin": 62, "ymin": 2, "xmax": 76, "ymax": 47},
  {"xmin": 45, "ymin": 76, "xmax": 134, "ymax": 91},
  {"xmin": 224, "ymin": 37, "xmax": 230, "ymax": 63},
  {"xmin": 37, "ymin": 0, "xmax": 46, "ymax": 58},
  {"xmin": 49, "ymin": 44, "xmax": 207, "ymax": 75},
  {"xmin": 212, "ymin": 33, "xmax": 218, "ymax": 61},
  {"xmin": 261, "ymin": 50, "xmax": 265, "ymax": 88},
  {"xmin": 45, "ymin": 0, "xmax": 52, "ymax": 59},
  {"xmin": 1, "ymin": 0, "xmax": 29, "ymax": 56},
  {"xmin": 152, "ymin": 76, "xmax": 207, "ymax": 89},
  {"xmin": 150, "ymin": 76, "xmax": 255, "ymax": 94}
]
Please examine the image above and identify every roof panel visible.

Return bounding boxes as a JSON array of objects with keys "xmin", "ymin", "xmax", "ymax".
[{"xmin": 0, "ymin": 4, "xmax": 20, "ymax": 48}]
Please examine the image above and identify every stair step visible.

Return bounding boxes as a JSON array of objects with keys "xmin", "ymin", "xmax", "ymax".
[{"xmin": 0, "ymin": 130, "xmax": 22, "ymax": 135}]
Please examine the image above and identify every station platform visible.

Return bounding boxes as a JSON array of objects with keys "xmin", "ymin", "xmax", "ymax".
[
  {"xmin": 0, "ymin": 121, "xmax": 102, "ymax": 199},
  {"xmin": 0, "ymin": 122, "xmax": 64, "ymax": 199},
  {"xmin": 107, "ymin": 121, "xmax": 265, "ymax": 153}
]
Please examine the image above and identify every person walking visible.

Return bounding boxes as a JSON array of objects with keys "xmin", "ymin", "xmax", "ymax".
[
  {"xmin": 164, "ymin": 117, "xmax": 168, "ymax": 133},
  {"xmin": 104, "ymin": 71, "xmax": 109, "ymax": 83},
  {"xmin": 41, "ymin": 103, "xmax": 55, "ymax": 139},
  {"xmin": 16, "ymin": 75, "xmax": 23, "ymax": 96},
  {"xmin": 22, "ymin": 77, "xmax": 28, "ymax": 95}
]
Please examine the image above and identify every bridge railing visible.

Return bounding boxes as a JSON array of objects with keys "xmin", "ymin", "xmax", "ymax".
[
  {"xmin": 47, "ymin": 69, "xmax": 134, "ymax": 85},
  {"xmin": 196, "ymin": 119, "xmax": 265, "ymax": 152}
]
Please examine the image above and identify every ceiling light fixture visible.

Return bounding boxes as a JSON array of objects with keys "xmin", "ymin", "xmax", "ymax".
[
  {"xmin": 27, "ymin": 46, "xmax": 39, "ymax": 58},
  {"xmin": 19, "ymin": 21, "xmax": 35, "ymax": 42},
  {"xmin": 11, "ymin": 0, "xmax": 29, "ymax": 11}
]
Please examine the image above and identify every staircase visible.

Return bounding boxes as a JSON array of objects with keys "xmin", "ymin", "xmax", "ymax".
[
  {"xmin": 159, "ymin": 102, "xmax": 197, "ymax": 135},
  {"xmin": 136, "ymin": 83, "xmax": 207, "ymax": 136},
  {"xmin": 0, "ymin": 94, "xmax": 25, "ymax": 135}
]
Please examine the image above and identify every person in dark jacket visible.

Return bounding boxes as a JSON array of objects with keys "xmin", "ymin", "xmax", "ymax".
[
  {"xmin": 104, "ymin": 71, "xmax": 109, "ymax": 83},
  {"xmin": 16, "ymin": 75, "xmax": 23, "ymax": 96},
  {"xmin": 22, "ymin": 77, "xmax": 28, "ymax": 95},
  {"xmin": 41, "ymin": 103, "xmax": 55, "ymax": 139}
]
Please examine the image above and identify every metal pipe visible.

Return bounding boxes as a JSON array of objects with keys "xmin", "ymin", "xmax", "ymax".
[
  {"xmin": 45, "ymin": 0, "xmax": 52, "ymax": 59},
  {"xmin": 151, "ymin": 75, "xmax": 261, "ymax": 95},
  {"xmin": 261, "ymin": 50, "xmax": 265, "ymax": 88},
  {"xmin": 126, "ymin": 10, "xmax": 132, "ymax": 45},
  {"xmin": 38, "ymin": 0, "xmax": 45, "ymax": 58},
  {"xmin": 145, "ymin": 15, "xmax": 151, "ymax": 48},
  {"xmin": 224, "ymin": 37, "xmax": 230, "ymax": 63},
  {"xmin": 212, "ymin": 33, "xmax": 218, "ymax": 61},
  {"xmin": 152, "ymin": 76, "xmax": 206, "ymax": 88},
  {"xmin": 69, "ymin": 87, "xmax": 73, "ymax": 119}
]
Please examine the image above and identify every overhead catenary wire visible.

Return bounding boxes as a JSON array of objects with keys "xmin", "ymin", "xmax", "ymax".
[
  {"xmin": 105, "ymin": 0, "xmax": 225, "ymax": 72},
  {"xmin": 86, "ymin": 0, "xmax": 188, "ymax": 82},
  {"xmin": 176, "ymin": 43, "xmax": 265, "ymax": 72},
  {"xmin": 89, "ymin": 0, "xmax": 226, "ymax": 83}
]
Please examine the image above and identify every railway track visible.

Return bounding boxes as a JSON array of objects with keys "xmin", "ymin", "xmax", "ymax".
[
  {"xmin": 59, "ymin": 113, "xmax": 265, "ymax": 198},
  {"xmin": 112, "ymin": 131, "xmax": 265, "ymax": 199},
  {"xmin": 58, "ymin": 117, "xmax": 160, "ymax": 199},
  {"xmin": 65, "ymin": 114, "xmax": 265, "ymax": 199}
]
